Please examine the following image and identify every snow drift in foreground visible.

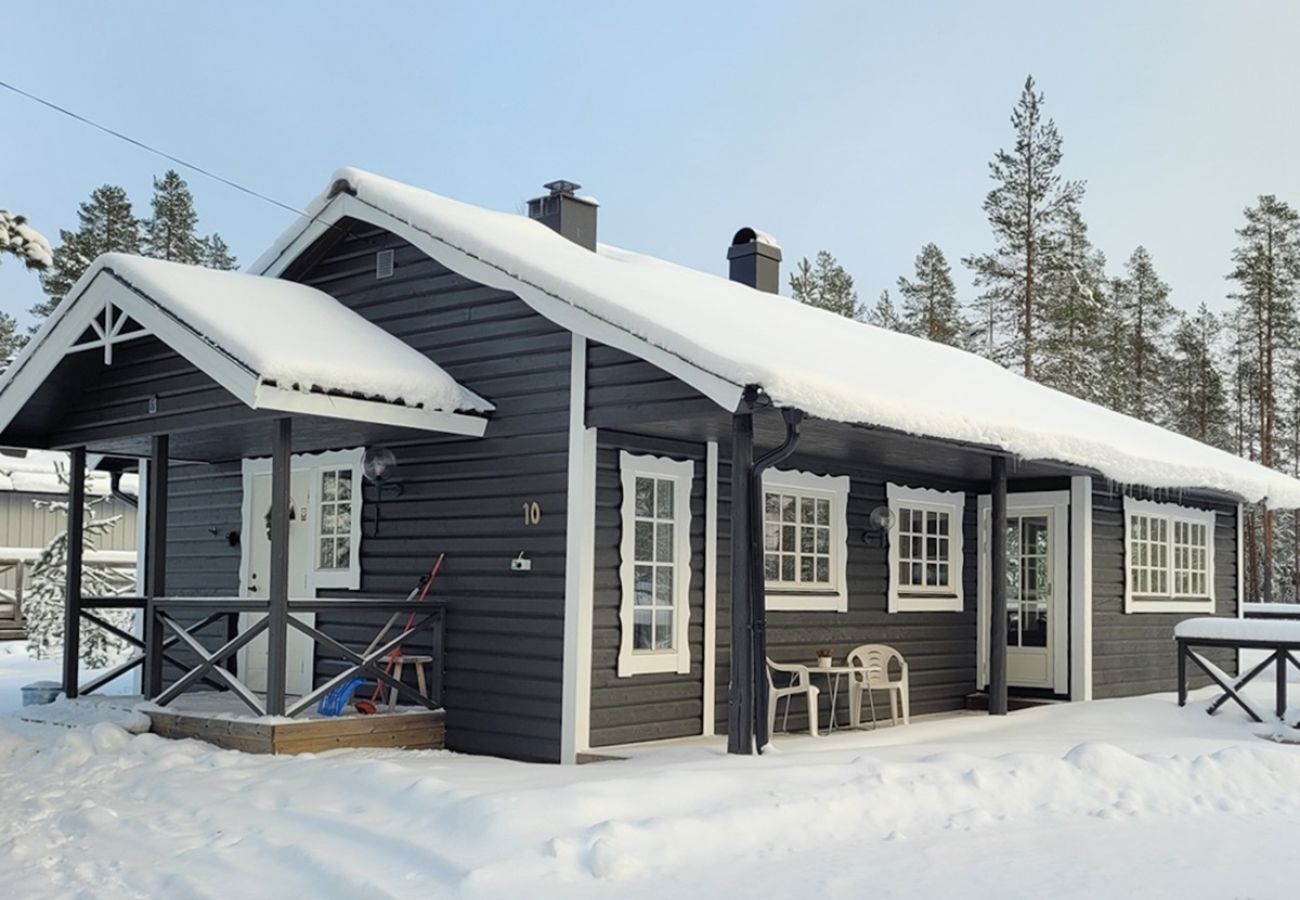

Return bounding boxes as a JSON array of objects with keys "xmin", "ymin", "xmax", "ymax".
[
  {"xmin": 1, "ymin": 688, "xmax": 1298, "ymax": 899},
  {"xmin": 259, "ymin": 168, "xmax": 1300, "ymax": 508}
]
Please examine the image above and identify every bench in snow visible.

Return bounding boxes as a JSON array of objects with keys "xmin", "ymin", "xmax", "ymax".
[{"xmin": 1175, "ymin": 617, "xmax": 1300, "ymax": 723}]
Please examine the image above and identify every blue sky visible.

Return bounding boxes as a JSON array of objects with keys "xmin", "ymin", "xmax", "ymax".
[{"xmin": 3, "ymin": 1, "xmax": 1297, "ymax": 327}]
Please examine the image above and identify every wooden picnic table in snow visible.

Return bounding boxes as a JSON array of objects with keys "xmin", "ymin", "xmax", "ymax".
[{"xmin": 1175, "ymin": 617, "xmax": 1300, "ymax": 723}]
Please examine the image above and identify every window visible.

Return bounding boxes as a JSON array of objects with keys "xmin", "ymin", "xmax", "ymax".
[
  {"xmin": 887, "ymin": 483, "xmax": 965, "ymax": 612},
  {"xmin": 317, "ymin": 468, "xmax": 354, "ymax": 570},
  {"xmin": 618, "ymin": 452, "xmax": 693, "ymax": 676},
  {"xmin": 762, "ymin": 470, "xmax": 849, "ymax": 612},
  {"xmin": 1123, "ymin": 497, "xmax": 1216, "ymax": 613}
]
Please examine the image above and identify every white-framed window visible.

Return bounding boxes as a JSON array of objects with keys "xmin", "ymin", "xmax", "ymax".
[
  {"xmin": 618, "ymin": 452, "xmax": 693, "ymax": 677},
  {"xmin": 1123, "ymin": 497, "xmax": 1216, "ymax": 613},
  {"xmin": 762, "ymin": 469, "xmax": 850, "ymax": 612},
  {"xmin": 315, "ymin": 467, "xmax": 356, "ymax": 572},
  {"xmin": 887, "ymin": 483, "xmax": 965, "ymax": 612}
]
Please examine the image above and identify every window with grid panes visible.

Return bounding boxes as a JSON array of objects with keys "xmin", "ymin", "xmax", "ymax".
[
  {"xmin": 1123, "ymin": 497, "xmax": 1215, "ymax": 613},
  {"xmin": 317, "ymin": 468, "xmax": 354, "ymax": 570},
  {"xmin": 886, "ymin": 483, "xmax": 965, "ymax": 612},
  {"xmin": 764, "ymin": 490, "xmax": 833, "ymax": 589},
  {"xmin": 630, "ymin": 473, "xmax": 679, "ymax": 651}
]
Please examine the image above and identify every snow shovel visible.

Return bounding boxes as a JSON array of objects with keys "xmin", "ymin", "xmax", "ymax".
[
  {"xmin": 316, "ymin": 554, "xmax": 443, "ymax": 717},
  {"xmin": 364, "ymin": 553, "xmax": 445, "ymax": 708}
]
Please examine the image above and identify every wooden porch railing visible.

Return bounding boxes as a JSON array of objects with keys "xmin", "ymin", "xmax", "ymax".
[{"xmin": 72, "ymin": 594, "xmax": 445, "ymax": 719}]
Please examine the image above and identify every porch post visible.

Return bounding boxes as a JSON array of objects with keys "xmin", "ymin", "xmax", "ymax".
[
  {"xmin": 143, "ymin": 435, "xmax": 169, "ymax": 698},
  {"xmin": 727, "ymin": 410, "xmax": 755, "ymax": 754},
  {"xmin": 989, "ymin": 454, "xmax": 1009, "ymax": 715},
  {"xmin": 265, "ymin": 417, "xmax": 292, "ymax": 716},
  {"xmin": 61, "ymin": 446, "xmax": 86, "ymax": 699}
]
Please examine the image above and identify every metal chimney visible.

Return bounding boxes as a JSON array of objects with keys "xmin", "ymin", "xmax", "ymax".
[
  {"xmin": 727, "ymin": 227, "xmax": 782, "ymax": 293},
  {"xmin": 527, "ymin": 180, "xmax": 598, "ymax": 251}
]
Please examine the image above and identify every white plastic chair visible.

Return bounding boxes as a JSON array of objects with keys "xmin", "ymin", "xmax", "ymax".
[
  {"xmin": 846, "ymin": 644, "xmax": 910, "ymax": 728},
  {"xmin": 766, "ymin": 658, "xmax": 820, "ymax": 737}
]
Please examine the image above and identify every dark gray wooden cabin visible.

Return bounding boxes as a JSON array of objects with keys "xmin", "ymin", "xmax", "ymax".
[{"xmin": 0, "ymin": 170, "xmax": 1282, "ymax": 763}]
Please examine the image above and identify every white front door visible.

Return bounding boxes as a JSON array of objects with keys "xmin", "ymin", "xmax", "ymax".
[
  {"xmin": 238, "ymin": 469, "xmax": 316, "ymax": 696},
  {"xmin": 978, "ymin": 491, "xmax": 1070, "ymax": 693}
]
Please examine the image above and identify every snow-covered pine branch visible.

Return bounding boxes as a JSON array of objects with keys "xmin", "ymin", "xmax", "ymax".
[{"xmin": 0, "ymin": 209, "xmax": 53, "ymax": 270}]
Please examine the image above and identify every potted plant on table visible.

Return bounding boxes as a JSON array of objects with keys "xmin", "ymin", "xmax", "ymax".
[{"xmin": 816, "ymin": 648, "xmax": 834, "ymax": 668}]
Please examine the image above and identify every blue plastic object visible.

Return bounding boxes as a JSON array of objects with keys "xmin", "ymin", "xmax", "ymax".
[{"xmin": 317, "ymin": 677, "xmax": 365, "ymax": 717}]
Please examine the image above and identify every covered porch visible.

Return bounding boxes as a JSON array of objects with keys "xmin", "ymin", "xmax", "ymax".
[{"xmin": 0, "ymin": 254, "xmax": 492, "ymax": 741}]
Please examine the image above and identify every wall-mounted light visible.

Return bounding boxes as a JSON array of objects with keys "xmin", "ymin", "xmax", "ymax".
[
  {"xmin": 863, "ymin": 505, "xmax": 895, "ymax": 548},
  {"xmin": 363, "ymin": 446, "xmax": 402, "ymax": 535}
]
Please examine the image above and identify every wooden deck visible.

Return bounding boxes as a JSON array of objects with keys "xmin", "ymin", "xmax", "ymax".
[{"xmin": 146, "ymin": 703, "xmax": 446, "ymax": 755}]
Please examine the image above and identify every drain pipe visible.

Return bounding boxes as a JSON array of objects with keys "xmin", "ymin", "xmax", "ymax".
[{"xmin": 749, "ymin": 407, "xmax": 804, "ymax": 752}]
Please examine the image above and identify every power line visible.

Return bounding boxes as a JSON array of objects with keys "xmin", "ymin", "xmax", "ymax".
[{"xmin": 0, "ymin": 78, "xmax": 316, "ymax": 224}]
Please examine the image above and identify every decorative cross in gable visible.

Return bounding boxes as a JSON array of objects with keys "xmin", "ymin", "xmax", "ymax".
[{"xmin": 67, "ymin": 302, "xmax": 149, "ymax": 364}]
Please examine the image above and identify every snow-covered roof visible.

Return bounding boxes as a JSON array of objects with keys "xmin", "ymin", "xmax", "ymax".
[
  {"xmin": 253, "ymin": 168, "xmax": 1300, "ymax": 508},
  {"xmin": 0, "ymin": 449, "xmax": 136, "ymax": 496},
  {"xmin": 0, "ymin": 253, "xmax": 492, "ymax": 440}
]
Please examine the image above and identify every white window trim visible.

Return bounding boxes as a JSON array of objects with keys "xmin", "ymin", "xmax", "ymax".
[
  {"xmin": 617, "ymin": 452, "xmax": 693, "ymax": 677},
  {"xmin": 240, "ymin": 448, "xmax": 364, "ymax": 594},
  {"xmin": 887, "ymin": 483, "xmax": 965, "ymax": 613},
  {"xmin": 762, "ymin": 468, "xmax": 849, "ymax": 613},
  {"xmin": 1123, "ymin": 496, "xmax": 1216, "ymax": 614}
]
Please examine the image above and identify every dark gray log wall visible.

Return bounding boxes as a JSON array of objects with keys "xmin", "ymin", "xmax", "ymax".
[
  {"xmin": 588, "ymin": 432, "xmax": 708, "ymax": 747},
  {"xmin": 286, "ymin": 222, "xmax": 570, "ymax": 762},
  {"xmin": 1091, "ymin": 487, "xmax": 1238, "ymax": 698}
]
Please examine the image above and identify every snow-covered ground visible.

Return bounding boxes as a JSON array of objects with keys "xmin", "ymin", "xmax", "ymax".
[{"xmin": 1, "ymin": 647, "xmax": 1297, "ymax": 899}]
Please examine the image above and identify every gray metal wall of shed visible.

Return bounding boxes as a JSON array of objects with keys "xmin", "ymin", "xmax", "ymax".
[{"xmin": 1090, "ymin": 486, "xmax": 1238, "ymax": 697}]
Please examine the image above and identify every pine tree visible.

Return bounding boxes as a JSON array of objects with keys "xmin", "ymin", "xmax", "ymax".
[
  {"xmin": 0, "ymin": 210, "xmax": 53, "ymax": 270},
  {"xmin": 21, "ymin": 464, "xmax": 135, "ymax": 666},
  {"xmin": 896, "ymin": 243, "xmax": 968, "ymax": 346},
  {"xmin": 200, "ymin": 233, "xmax": 238, "ymax": 270},
  {"xmin": 1112, "ymin": 247, "xmax": 1176, "ymax": 422},
  {"xmin": 36, "ymin": 185, "xmax": 142, "ymax": 320},
  {"xmin": 964, "ymin": 75, "xmax": 1085, "ymax": 376},
  {"xmin": 864, "ymin": 289, "xmax": 903, "ymax": 331},
  {"xmin": 143, "ymin": 169, "xmax": 204, "ymax": 264},
  {"xmin": 1168, "ymin": 304, "xmax": 1230, "ymax": 448},
  {"xmin": 789, "ymin": 251, "xmax": 860, "ymax": 319},
  {"xmin": 1228, "ymin": 195, "xmax": 1300, "ymax": 601},
  {"xmin": 1037, "ymin": 206, "xmax": 1107, "ymax": 402}
]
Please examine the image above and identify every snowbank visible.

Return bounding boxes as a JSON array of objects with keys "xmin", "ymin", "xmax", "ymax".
[
  {"xmin": 0, "ymin": 687, "xmax": 1298, "ymax": 898},
  {"xmin": 258, "ymin": 168, "xmax": 1300, "ymax": 508},
  {"xmin": 1176, "ymin": 616, "xmax": 1300, "ymax": 642}
]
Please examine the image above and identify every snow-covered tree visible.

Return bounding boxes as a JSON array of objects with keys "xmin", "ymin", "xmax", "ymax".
[
  {"xmin": 36, "ymin": 185, "xmax": 142, "ymax": 321},
  {"xmin": 1037, "ymin": 206, "xmax": 1107, "ymax": 402},
  {"xmin": 200, "ymin": 232, "xmax": 238, "ymax": 270},
  {"xmin": 789, "ymin": 251, "xmax": 860, "ymax": 319},
  {"xmin": 0, "ymin": 210, "xmax": 53, "ymax": 271},
  {"xmin": 143, "ymin": 169, "xmax": 204, "ymax": 264},
  {"xmin": 896, "ymin": 243, "xmax": 968, "ymax": 346},
  {"xmin": 22, "ymin": 464, "xmax": 135, "ymax": 666},
  {"xmin": 964, "ymin": 75, "xmax": 1085, "ymax": 376},
  {"xmin": 864, "ymin": 289, "xmax": 903, "ymax": 331}
]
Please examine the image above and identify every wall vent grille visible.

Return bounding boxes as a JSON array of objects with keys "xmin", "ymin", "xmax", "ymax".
[{"xmin": 376, "ymin": 249, "xmax": 395, "ymax": 279}]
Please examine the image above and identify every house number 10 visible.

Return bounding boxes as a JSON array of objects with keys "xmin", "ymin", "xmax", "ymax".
[{"xmin": 522, "ymin": 502, "xmax": 542, "ymax": 525}]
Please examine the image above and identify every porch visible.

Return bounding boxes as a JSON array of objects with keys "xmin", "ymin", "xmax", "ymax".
[{"xmin": 0, "ymin": 254, "xmax": 492, "ymax": 749}]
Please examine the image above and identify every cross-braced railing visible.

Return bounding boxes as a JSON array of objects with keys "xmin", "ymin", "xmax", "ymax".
[{"xmin": 71, "ymin": 595, "xmax": 444, "ymax": 719}]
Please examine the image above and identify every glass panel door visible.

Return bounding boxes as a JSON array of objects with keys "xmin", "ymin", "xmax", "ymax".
[{"xmin": 1006, "ymin": 514, "xmax": 1050, "ymax": 649}]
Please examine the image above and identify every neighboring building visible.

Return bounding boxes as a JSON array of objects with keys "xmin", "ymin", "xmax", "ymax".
[
  {"xmin": 0, "ymin": 449, "xmax": 137, "ymax": 640},
  {"xmin": 0, "ymin": 169, "xmax": 1295, "ymax": 761}
]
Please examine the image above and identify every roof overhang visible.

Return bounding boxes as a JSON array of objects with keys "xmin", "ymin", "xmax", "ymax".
[{"xmin": 0, "ymin": 261, "xmax": 490, "ymax": 440}]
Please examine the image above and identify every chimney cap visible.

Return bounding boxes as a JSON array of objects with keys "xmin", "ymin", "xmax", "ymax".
[
  {"xmin": 544, "ymin": 179, "xmax": 582, "ymax": 197},
  {"xmin": 731, "ymin": 226, "xmax": 780, "ymax": 249}
]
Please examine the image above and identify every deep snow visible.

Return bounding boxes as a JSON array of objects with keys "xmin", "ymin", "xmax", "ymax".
[{"xmin": 1, "ymin": 649, "xmax": 1297, "ymax": 900}]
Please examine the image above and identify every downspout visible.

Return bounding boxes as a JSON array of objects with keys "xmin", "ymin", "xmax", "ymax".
[{"xmin": 749, "ymin": 407, "xmax": 804, "ymax": 752}]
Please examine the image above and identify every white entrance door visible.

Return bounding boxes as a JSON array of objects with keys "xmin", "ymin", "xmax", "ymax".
[
  {"xmin": 978, "ymin": 491, "xmax": 1069, "ymax": 693},
  {"xmin": 239, "ymin": 469, "xmax": 316, "ymax": 696}
]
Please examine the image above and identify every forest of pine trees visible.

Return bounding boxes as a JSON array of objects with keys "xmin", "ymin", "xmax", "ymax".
[{"xmin": 789, "ymin": 75, "xmax": 1300, "ymax": 603}]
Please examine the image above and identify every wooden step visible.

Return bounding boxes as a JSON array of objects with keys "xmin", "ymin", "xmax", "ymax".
[{"xmin": 964, "ymin": 692, "xmax": 1061, "ymax": 712}]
